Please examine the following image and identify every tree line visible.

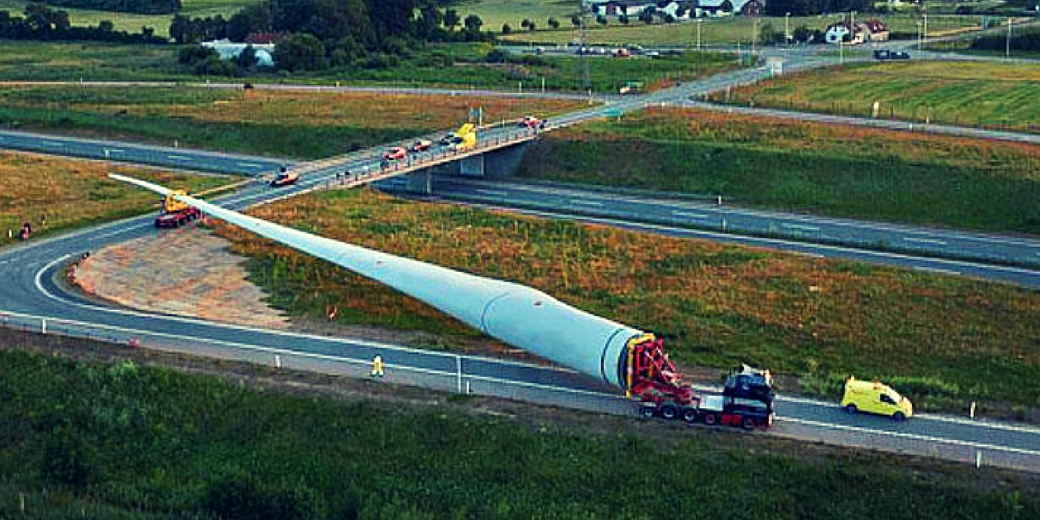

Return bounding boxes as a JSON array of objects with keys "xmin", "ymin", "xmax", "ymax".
[
  {"xmin": 174, "ymin": 0, "xmax": 495, "ymax": 72},
  {"xmin": 37, "ymin": 0, "xmax": 181, "ymax": 15},
  {"xmin": 764, "ymin": 0, "xmax": 873, "ymax": 17},
  {"xmin": 0, "ymin": 3, "xmax": 164, "ymax": 43}
]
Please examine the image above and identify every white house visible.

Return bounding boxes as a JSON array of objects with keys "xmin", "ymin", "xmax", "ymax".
[
  {"xmin": 824, "ymin": 20, "xmax": 889, "ymax": 45},
  {"xmin": 592, "ymin": 0, "xmax": 762, "ymax": 18},
  {"xmin": 202, "ymin": 39, "xmax": 276, "ymax": 67}
]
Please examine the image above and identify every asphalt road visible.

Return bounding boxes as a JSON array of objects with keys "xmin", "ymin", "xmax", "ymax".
[
  {"xmin": 1, "ymin": 50, "xmax": 1039, "ymax": 470},
  {"xmin": 413, "ymin": 178, "xmax": 1040, "ymax": 284}
]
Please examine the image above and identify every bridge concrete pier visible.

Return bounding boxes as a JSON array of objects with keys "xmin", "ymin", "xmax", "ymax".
[{"xmin": 381, "ymin": 141, "xmax": 530, "ymax": 195}]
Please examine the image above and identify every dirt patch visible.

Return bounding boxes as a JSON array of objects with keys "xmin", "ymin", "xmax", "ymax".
[{"xmin": 74, "ymin": 228, "xmax": 290, "ymax": 329}]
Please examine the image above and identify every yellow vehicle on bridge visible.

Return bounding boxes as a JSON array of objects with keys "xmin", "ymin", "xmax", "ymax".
[{"xmin": 440, "ymin": 123, "xmax": 476, "ymax": 152}]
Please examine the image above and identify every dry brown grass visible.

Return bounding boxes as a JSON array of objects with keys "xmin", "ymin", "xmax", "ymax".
[
  {"xmin": 215, "ymin": 188, "xmax": 1040, "ymax": 406},
  {"xmin": 0, "ymin": 151, "xmax": 230, "ymax": 245}
]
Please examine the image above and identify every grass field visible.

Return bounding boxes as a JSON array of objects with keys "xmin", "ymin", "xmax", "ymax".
[
  {"xmin": 0, "ymin": 40, "xmax": 739, "ymax": 94},
  {"xmin": 0, "ymin": 41, "xmax": 185, "ymax": 82},
  {"xmin": 497, "ymin": 12, "xmax": 986, "ymax": 46},
  {"xmin": 212, "ymin": 187, "xmax": 1040, "ymax": 412},
  {"xmin": 1, "ymin": 342, "xmax": 1037, "ymax": 519},
  {"xmin": 0, "ymin": 152, "xmax": 230, "ymax": 247},
  {"xmin": 0, "ymin": 0, "xmax": 259, "ymax": 38},
  {"xmin": 706, "ymin": 61, "xmax": 1040, "ymax": 133},
  {"xmin": 516, "ymin": 107, "xmax": 1040, "ymax": 236},
  {"xmin": 0, "ymin": 85, "xmax": 584, "ymax": 158}
]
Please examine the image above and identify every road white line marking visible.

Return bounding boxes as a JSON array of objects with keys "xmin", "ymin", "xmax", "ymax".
[
  {"xmin": 107, "ymin": 148, "xmax": 124, "ymax": 154},
  {"xmin": 774, "ymin": 393, "xmax": 1040, "ymax": 435},
  {"xmin": 782, "ymin": 223, "xmax": 820, "ymax": 232},
  {"xmin": 904, "ymin": 237, "xmax": 948, "ymax": 246},
  {"xmin": 236, "ymin": 162, "xmax": 263, "ymax": 168},
  {"xmin": 913, "ymin": 266, "xmax": 961, "ymax": 276},
  {"xmin": 781, "ymin": 417, "xmax": 1040, "ymax": 457},
  {"xmin": 671, "ymin": 211, "xmax": 709, "ymax": 219},
  {"xmin": 42, "ymin": 141, "xmax": 63, "ymax": 146},
  {"xmin": 572, "ymin": 200, "xmax": 603, "ymax": 207},
  {"xmin": 166, "ymin": 154, "xmax": 190, "ymax": 160},
  {"xmin": 475, "ymin": 189, "xmax": 508, "ymax": 197},
  {"xmin": 478, "ymin": 207, "xmax": 1040, "ymax": 276}
]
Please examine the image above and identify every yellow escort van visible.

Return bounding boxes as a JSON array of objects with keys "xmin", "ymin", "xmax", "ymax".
[{"xmin": 841, "ymin": 377, "xmax": 913, "ymax": 421}]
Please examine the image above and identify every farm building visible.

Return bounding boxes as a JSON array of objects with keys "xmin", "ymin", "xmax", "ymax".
[{"xmin": 824, "ymin": 19, "xmax": 889, "ymax": 44}]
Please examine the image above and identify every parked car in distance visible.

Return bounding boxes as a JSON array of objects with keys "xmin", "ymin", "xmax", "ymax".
[
  {"xmin": 409, "ymin": 139, "xmax": 432, "ymax": 153},
  {"xmin": 382, "ymin": 146, "xmax": 407, "ymax": 161},
  {"xmin": 841, "ymin": 377, "xmax": 913, "ymax": 421},
  {"xmin": 874, "ymin": 49, "xmax": 910, "ymax": 60}
]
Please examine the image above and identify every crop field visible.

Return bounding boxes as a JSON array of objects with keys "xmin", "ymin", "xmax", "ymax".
[
  {"xmin": 457, "ymin": 0, "xmax": 577, "ymax": 33},
  {"xmin": 707, "ymin": 61, "xmax": 1040, "ymax": 133},
  {"xmin": 213, "ymin": 187, "xmax": 1040, "ymax": 411},
  {"xmin": 0, "ymin": 152, "xmax": 229, "ymax": 247},
  {"xmin": 0, "ymin": 41, "xmax": 183, "ymax": 82},
  {"xmin": 0, "ymin": 86, "xmax": 584, "ymax": 158},
  {"xmin": 0, "ymin": 0, "xmax": 259, "ymax": 37},
  {"xmin": 1, "ymin": 342, "xmax": 1038, "ymax": 519},
  {"xmin": 519, "ymin": 108, "xmax": 1040, "ymax": 236}
]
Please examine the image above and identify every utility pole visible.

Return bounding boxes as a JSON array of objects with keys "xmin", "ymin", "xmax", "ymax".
[
  {"xmin": 579, "ymin": 0, "xmax": 590, "ymax": 92},
  {"xmin": 923, "ymin": 7, "xmax": 928, "ymax": 47},
  {"xmin": 785, "ymin": 12, "xmax": 790, "ymax": 45},
  {"xmin": 697, "ymin": 18, "xmax": 703, "ymax": 51},
  {"xmin": 751, "ymin": 16, "xmax": 758, "ymax": 54},
  {"xmin": 1006, "ymin": 17, "xmax": 1013, "ymax": 59}
]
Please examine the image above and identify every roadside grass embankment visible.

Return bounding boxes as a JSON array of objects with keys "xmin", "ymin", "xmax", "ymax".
[
  {"xmin": 516, "ymin": 107, "xmax": 1040, "ymax": 236},
  {"xmin": 1, "ymin": 339, "xmax": 1038, "ymax": 519},
  {"xmin": 704, "ymin": 61, "xmax": 1040, "ymax": 134},
  {"xmin": 215, "ymin": 188, "xmax": 1040, "ymax": 414},
  {"xmin": 0, "ymin": 152, "xmax": 229, "ymax": 248},
  {"xmin": 0, "ymin": 85, "xmax": 584, "ymax": 159}
]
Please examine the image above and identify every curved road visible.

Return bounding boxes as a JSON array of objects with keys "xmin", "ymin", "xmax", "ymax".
[{"xmin": 2, "ymin": 53, "xmax": 1040, "ymax": 470}]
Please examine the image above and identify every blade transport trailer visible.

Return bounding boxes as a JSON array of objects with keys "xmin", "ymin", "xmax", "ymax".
[
  {"xmin": 113, "ymin": 174, "xmax": 775, "ymax": 430},
  {"xmin": 633, "ymin": 343, "xmax": 775, "ymax": 430}
]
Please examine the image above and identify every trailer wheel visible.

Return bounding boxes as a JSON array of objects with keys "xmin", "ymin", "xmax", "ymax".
[
  {"xmin": 681, "ymin": 409, "xmax": 698, "ymax": 423},
  {"xmin": 703, "ymin": 413, "xmax": 718, "ymax": 426},
  {"xmin": 844, "ymin": 404, "xmax": 858, "ymax": 415},
  {"xmin": 660, "ymin": 403, "xmax": 678, "ymax": 420},
  {"xmin": 892, "ymin": 412, "xmax": 906, "ymax": 422},
  {"xmin": 639, "ymin": 406, "xmax": 656, "ymax": 419},
  {"xmin": 742, "ymin": 417, "xmax": 756, "ymax": 430}
]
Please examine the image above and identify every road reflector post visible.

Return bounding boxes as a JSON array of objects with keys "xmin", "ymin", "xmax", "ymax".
[
  {"xmin": 275, "ymin": 355, "xmax": 282, "ymax": 369},
  {"xmin": 975, "ymin": 451, "xmax": 982, "ymax": 468},
  {"xmin": 41, "ymin": 318, "xmax": 46, "ymax": 335},
  {"xmin": 970, "ymin": 401, "xmax": 977, "ymax": 419}
]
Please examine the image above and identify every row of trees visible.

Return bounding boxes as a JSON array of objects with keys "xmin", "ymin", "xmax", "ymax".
[
  {"xmin": 0, "ymin": 4, "xmax": 163, "ymax": 43},
  {"xmin": 764, "ymin": 0, "xmax": 873, "ymax": 17},
  {"xmin": 172, "ymin": 0, "xmax": 495, "ymax": 72},
  {"xmin": 40, "ymin": 0, "xmax": 180, "ymax": 15}
]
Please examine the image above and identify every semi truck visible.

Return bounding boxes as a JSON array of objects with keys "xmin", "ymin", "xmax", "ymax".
[
  {"xmin": 631, "ymin": 337, "xmax": 776, "ymax": 429},
  {"xmin": 154, "ymin": 190, "xmax": 201, "ymax": 228}
]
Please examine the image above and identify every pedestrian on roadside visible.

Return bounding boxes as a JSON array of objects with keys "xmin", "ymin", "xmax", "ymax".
[{"xmin": 371, "ymin": 355, "xmax": 385, "ymax": 378}]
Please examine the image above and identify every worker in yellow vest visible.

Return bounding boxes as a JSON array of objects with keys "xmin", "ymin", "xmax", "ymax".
[{"xmin": 371, "ymin": 355, "xmax": 384, "ymax": 378}]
